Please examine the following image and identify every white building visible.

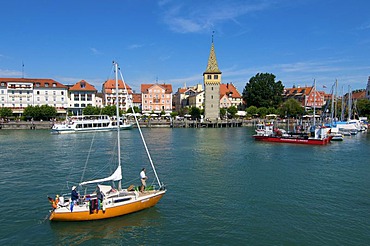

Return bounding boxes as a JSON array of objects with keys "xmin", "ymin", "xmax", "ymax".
[
  {"xmin": 0, "ymin": 78, "xmax": 68, "ymax": 115},
  {"xmin": 68, "ymin": 80, "xmax": 97, "ymax": 115}
]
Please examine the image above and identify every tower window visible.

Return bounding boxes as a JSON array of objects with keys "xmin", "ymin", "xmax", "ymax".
[
  {"xmin": 214, "ymin": 75, "xmax": 218, "ymax": 79},
  {"xmin": 207, "ymin": 75, "xmax": 211, "ymax": 79}
]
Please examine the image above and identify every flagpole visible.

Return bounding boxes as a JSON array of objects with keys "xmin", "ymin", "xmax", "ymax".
[{"xmin": 22, "ymin": 61, "xmax": 24, "ymax": 78}]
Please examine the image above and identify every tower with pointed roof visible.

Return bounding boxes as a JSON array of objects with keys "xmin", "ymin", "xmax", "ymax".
[{"xmin": 203, "ymin": 39, "xmax": 222, "ymax": 121}]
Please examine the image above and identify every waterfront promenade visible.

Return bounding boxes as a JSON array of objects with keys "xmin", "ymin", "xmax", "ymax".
[{"xmin": 0, "ymin": 118, "xmax": 250, "ymax": 130}]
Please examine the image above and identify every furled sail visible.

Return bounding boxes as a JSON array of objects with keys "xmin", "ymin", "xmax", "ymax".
[{"xmin": 79, "ymin": 166, "xmax": 122, "ymax": 186}]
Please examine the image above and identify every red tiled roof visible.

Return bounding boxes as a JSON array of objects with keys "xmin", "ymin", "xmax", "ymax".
[
  {"xmin": 0, "ymin": 78, "xmax": 67, "ymax": 89},
  {"xmin": 103, "ymin": 79, "xmax": 133, "ymax": 94},
  {"xmin": 69, "ymin": 80, "xmax": 97, "ymax": 91},
  {"xmin": 220, "ymin": 83, "xmax": 241, "ymax": 98},
  {"xmin": 132, "ymin": 93, "xmax": 142, "ymax": 103},
  {"xmin": 284, "ymin": 86, "xmax": 313, "ymax": 96},
  {"xmin": 352, "ymin": 90, "xmax": 366, "ymax": 100},
  {"xmin": 141, "ymin": 83, "xmax": 173, "ymax": 93}
]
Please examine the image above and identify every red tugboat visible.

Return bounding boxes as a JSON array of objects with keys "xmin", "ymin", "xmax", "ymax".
[{"xmin": 253, "ymin": 122, "xmax": 332, "ymax": 145}]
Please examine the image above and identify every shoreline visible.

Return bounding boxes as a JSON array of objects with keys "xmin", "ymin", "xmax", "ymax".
[{"xmin": 0, "ymin": 119, "xmax": 257, "ymax": 130}]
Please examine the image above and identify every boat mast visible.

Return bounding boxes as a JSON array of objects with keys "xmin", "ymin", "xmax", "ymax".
[
  {"xmin": 313, "ymin": 79, "xmax": 316, "ymax": 127},
  {"xmin": 114, "ymin": 61, "xmax": 122, "ymax": 190},
  {"xmin": 117, "ymin": 69, "xmax": 163, "ymax": 188},
  {"xmin": 347, "ymin": 85, "xmax": 352, "ymax": 121}
]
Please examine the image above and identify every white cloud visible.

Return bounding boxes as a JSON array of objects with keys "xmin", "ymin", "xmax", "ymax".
[
  {"xmin": 0, "ymin": 69, "xmax": 22, "ymax": 77},
  {"xmin": 159, "ymin": 0, "xmax": 272, "ymax": 33},
  {"xmin": 127, "ymin": 44, "xmax": 144, "ymax": 50},
  {"xmin": 90, "ymin": 47, "xmax": 103, "ymax": 55}
]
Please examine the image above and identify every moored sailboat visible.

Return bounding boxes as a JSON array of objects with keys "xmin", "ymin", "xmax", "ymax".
[{"xmin": 48, "ymin": 62, "xmax": 166, "ymax": 221}]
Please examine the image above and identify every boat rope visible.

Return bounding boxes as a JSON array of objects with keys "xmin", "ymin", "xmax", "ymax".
[
  {"xmin": 79, "ymin": 126, "xmax": 98, "ymax": 185},
  {"xmin": 118, "ymin": 66, "xmax": 163, "ymax": 188}
]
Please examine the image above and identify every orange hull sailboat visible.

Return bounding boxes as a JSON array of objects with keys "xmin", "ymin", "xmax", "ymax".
[{"xmin": 48, "ymin": 62, "xmax": 166, "ymax": 221}]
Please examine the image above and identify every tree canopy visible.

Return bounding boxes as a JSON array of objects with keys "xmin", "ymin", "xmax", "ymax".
[
  {"xmin": 278, "ymin": 98, "xmax": 304, "ymax": 118},
  {"xmin": 242, "ymin": 73, "xmax": 284, "ymax": 108}
]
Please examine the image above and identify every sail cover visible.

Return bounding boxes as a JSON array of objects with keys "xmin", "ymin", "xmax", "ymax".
[{"xmin": 79, "ymin": 166, "xmax": 122, "ymax": 186}]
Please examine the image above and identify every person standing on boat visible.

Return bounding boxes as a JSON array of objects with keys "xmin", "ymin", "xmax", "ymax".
[
  {"xmin": 140, "ymin": 168, "xmax": 148, "ymax": 192},
  {"xmin": 70, "ymin": 186, "xmax": 79, "ymax": 211}
]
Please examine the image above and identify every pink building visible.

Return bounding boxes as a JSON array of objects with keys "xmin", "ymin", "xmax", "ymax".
[{"xmin": 141, "ymin": 83, "xmax": 173, "ymax": 113}]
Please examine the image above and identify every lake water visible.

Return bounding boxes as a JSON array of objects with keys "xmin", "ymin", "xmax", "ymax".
[{"xmin": 0, "ymin": 127, "xmax": 369, "ymax": 245}]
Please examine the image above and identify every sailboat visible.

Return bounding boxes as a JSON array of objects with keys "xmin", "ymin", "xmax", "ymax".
[{"xmin": 48, "ymin": 62, "xmax": 166, "ymax": 221}]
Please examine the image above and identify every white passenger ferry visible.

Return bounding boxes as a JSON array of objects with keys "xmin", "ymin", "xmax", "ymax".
[{"xmin": 51, "ymin": 115, "xmax": 132, "ymax": 134}]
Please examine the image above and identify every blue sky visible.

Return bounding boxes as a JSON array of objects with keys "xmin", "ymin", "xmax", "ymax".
[{"xmin": 1, "ymin": 0, "xmax": 370, "ymax": 94}]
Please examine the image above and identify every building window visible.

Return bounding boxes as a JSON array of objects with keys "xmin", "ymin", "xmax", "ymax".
[
  {"xmin": 81, "ymin": 94, "xmax": 86, "ymax": 101},
  {"xmin": 36, "ymin": 83, "xmax": 40, "ymax": 87},
  {"xmin": 53, "ymin": 91, "xmax": 56, "ymax": 95},
  {"xmin": 74, "ymin": 103, "xmax": 79, "ymax": 107},
  {"xmin": 214, "ymin": 75, "xmax": 218, "ymax": 79},
  {"xmin": 53, "ymin": 83, "xmax": 56, "ymax": 87},
  {"xmin": 61, "ymin": 91, "xmax": 64, "ymax": 95},
  {"xmin": 37, "ymin": 91, "xmax": 40, "ymax": 95},
  {"xmin": 45, "ymin": 83, "xmax": 49, "ymax": 87},
  {"xmin": 45, "ymin": 91, "xmax": 48, "ymax": 95},
  {"xmin": 207, "ymin": 75, "xmax": 211, "ymax": 79},
  {"xmin": 74, "ymin": 95, "xmax": 79, "ymax": 101}
]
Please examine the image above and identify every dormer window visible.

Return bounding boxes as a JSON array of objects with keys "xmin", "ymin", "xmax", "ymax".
[
  {"xmin": 52, "ymin": 83, "xmax": 56, "ymax": 87},
  {"xmin": 0, "ymin": 82, "xmax": 5, "ymax": 86},
  {"xmin": 81, "ymin": 82, "xmax": 86, "ymax": 88},
  {"xmin": 36, "ymin": 83, "xmax": 40, "ymax": 87}
]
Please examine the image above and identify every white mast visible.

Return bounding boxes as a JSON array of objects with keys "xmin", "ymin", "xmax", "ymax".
[{"xmin": 114, "ymin": 61, "xmax": 122, "ymax": 190}]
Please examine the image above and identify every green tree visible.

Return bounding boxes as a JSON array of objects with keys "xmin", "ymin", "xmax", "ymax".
[
  {"xmin": 220, "ymin": 108, "xmax": 227, "ymax": 119},
  {"xmin": 101, "ymin": 105, "xmax": 116, "ymax": 116},
  {"xmin": 278, "ymin": 98, "xmax": 304, "ymax": 118},
  {"xmin": 257, "ymin": 107, "xmax": 268, "ymax": 118},
  {"xmin": 267, "ymin": 107, "xmax": 277, "ymax": 115},
  {"xmin": 83, "ymin": 105, "xmax": 100, "ymax": 115},
  {"xmin": 227, "ymin": 106, "xmax": 238, "ymax": 118},
  {"xmin": 189, "ymin": 106, "xmax": 201, "ymax": 120},
  {"xmin": 246, "ymin": 106, "xmax": 258, "ymax": 117},
  {"xmin": 0, "ymin": 107, "xmax": 13, "ymax": 118},
  {"xmin": 356, "ymin": 99, "xmax": 370, "ymax": 118},
  {"xmin": 242, "ymin": 73, "xmax": 284, "ymax": 108},
  {"xmin": 40, "ymin": 105, "xmax": 57, "ymax": 120}
]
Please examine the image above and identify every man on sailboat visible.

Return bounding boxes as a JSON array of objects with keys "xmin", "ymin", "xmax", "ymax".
[
  {"xmin": 140, "ymin": 168, "xmax": 148, "ymax": 192},
  {"xmin": 70, "ymin": 186, "xmax": 79, "ymax": 211}
]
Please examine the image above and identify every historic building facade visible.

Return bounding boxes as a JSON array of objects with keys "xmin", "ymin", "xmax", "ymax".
[
  {"xmin": 102, "ymin": 79, "xmax": 133, "ymax": 111},
  {"xmin": 141, "ymin": 83, "xmax": 173, "ymax": 113},
  {"xmin": 0, "ymin": 78, "xmax": 68, "ymax": 115},
  {"xmin": 203, "ymin": 41, "xmax": 221, "ymax": 121},
  {"xmin": 68, "ymin": 80, "xmax": 97, "ymax": 115}
]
